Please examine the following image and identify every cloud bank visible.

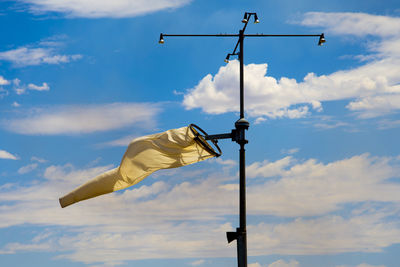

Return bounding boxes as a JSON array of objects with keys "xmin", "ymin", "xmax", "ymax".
[{"xmin": 0, "ymin": 153, "xmax": 399, "ymax": 264}]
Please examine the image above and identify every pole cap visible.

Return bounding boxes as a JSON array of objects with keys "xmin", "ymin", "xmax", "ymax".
[{"xmin": 235, "ymin": 118, "xmax": 250, "ymax": 129}]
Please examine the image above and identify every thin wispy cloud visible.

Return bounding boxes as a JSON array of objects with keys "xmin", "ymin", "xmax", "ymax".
[
  {"xmin": 18, "ymin": 163, "xmax": 39, "ymax": 174},
  {"xmin": 0, "ymin": 44, "xmax": 81, "ymax": 67},
  {"xmin": 31, "ymin": 156, "xmax": 47, "ymax": 163},
  {"xmin": 3, "ymin": 103, "xmax": 160, "ymax": 135},
  {"xmin": 15, "ymin": 0, "xmax": 192, "ymax": 18}
]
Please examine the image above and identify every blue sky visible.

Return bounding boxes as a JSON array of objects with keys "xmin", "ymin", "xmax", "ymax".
[{"xmin": 1, "ymin": 0, "xmax": 400, "ymax": 267}]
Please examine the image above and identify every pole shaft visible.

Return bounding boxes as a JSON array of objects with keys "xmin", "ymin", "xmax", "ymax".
[
  {"xmin": 239, "ymin": 30, "xmax": 244, "ymax": 119},
  {"xmin": 237, "ymin": 29, "xmax": 247, "ymax": 267},
  {"xmin": 238, "ymin": 143, "xmax": 247, "ymax": 267}
]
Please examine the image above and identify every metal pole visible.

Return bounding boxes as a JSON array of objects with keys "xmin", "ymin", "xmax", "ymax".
[
  {"xmin": 236, "ymin": 28, "xmax": 248, "ymax": 267},
  {"xmin": 239, "ymin": 30, "xmax": 245, "ymax": 120}
]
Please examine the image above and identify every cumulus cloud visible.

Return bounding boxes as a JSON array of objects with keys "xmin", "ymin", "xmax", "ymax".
[
  {"xmin": 16, "ymin": 0, "xmax": 191, "ymax": 18},
  {"xmin": 0, "ymin": 46, "xmax": 81, "ymax": 67},
  {"xmin": 0, "ymin": 149, "xmax": 18, "ymax": 160},
  {"xmin": 183, "ymin": 13, "xmax": 400, "ymax": 120},
  {"xmin": 0, "ymin": 153, "xmax": 400, "ymax": 264},
  {"xmin": 3, "ymin": 102, "xmax": 160, "ymax": 135}
]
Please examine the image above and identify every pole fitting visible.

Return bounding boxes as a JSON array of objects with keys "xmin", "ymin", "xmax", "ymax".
[
  {"xmin": 234, "ymin": 118, "xmax": 249, "ymax": 144},
  {"xmin": 235, "ymin": 118, "xmax": 249, "ymax": 129},
  {"xmin": 227, "ymin": 228, "xmax": 247, "ymax": 243}
]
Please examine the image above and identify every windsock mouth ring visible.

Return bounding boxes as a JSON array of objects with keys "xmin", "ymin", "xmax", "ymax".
[{"xmin": 189, "ymin": 124, "xmax": 222, "ymax": 157}]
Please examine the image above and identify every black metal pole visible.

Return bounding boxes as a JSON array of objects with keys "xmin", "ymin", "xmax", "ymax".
[
  {"xmin": 239, "ymin": 28, "xmax": 246, "ymax": 267},
  {"xmin": 236, "ymin": 28, "xmax": 249, "ymax": 267},
  {"xmin": 239, "ymin": 30, "xmax": 245, "ymax": 120}
]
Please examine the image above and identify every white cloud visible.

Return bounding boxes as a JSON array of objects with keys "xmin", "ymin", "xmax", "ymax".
[
  {"xmin": 0, "ymin": 46, "xmax": 81, "ymax": 67},
  {"xmin": 215, "ymin": 158, "xmax": 236, "ymax": 166},
  {"xmin": 299, "ymin": 12, "xmax": 400, "ymax": 37},
  {"xmin": 3, "ymin": 102, "xmax": 160, "ymax": 135},
  {"xmin": 14, "ymin": 81, "xmax": 50, "ymax": 95},
  {"xmin": 31, "ymin": 156, "xmax": 47, "ymax": 163},
  {"xmin": 268, "ymin": 259, "xmax": 299, "ymax": 267},
  {"xmin": 247, "ymin": 156, "xmax": 293, "ymax": 179},
  {"xmin": 18, "ymin": 163, "xmax": 39, "ymax": 174},
  {"xmin": 0, "ymin": 75, "xmax": 10, "ymax": 86},
  {"xmin": 0, "ymin": 149, "xmax": 18, "ymax": 160},
  {"xmin": 28, "ymin": 82, "xmax": 50, "ymax": 91},
  {"xmin": 17, "ymin": 0, "xmax": 192, "ymax": 18},
  {"xmin": 43, "ymin": 163, "xmax": 115, "ymax": 185},
  {"xmin": 0, "ymin": 241, "xmax": 54, "ymax": 254},
  {"xmin": 0, "ymin": 76, "xmax": 10, "ymax": 98},
  {"xmin": 254, "ymin": 117, "xmax": 267, "ymax": 124},
  {"xmin": 13, "ymin": 78, "xmax": 21, "ymax": 86},
  {"xmin": 249, "ymin": 263, "xmax": 263, "ymax": 267},
  {"xmin": 12, "ymin": 101, "xmax": 21, "ymax": 107},
  {"xmin": 183, "ymin": 13, "xmax": 400, "ymax": 120},
  {"xmin": 15, "ymin": 89, "xmax": 25, "ymax": 95}
]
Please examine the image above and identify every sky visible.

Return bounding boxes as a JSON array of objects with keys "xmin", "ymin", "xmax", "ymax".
[{"xmin": 1, "ymin": 0, "xmax": 400, "ymax": 267}]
